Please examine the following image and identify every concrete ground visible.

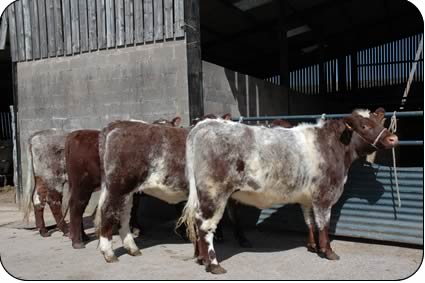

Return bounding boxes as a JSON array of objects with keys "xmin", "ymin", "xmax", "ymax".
[{"xmin": 0, "ymin": 189, "xmax": 423, "ymax": 280}]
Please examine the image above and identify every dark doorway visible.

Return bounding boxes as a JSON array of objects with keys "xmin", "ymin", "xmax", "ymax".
[{"xmin": 0, "ymin": 33, "xmax": 14, "ymax": 187}]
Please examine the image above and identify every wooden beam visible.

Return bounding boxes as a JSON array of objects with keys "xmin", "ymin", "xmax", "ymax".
[
  {"xmin": 22, "ymin": 0, "xmax": 32, "ymax": 60},
  {"xmin": 7, "ymin": 6, "xmax": 18, "ymax": 62},
  {"xmin": 62, "ymin": 0, "xmax": 72, "ymax": 55},
  {"xmin": 124, "ymin": 0, "xmax": 134, "ymax": 45},
  {"xmin": 0, "ymin": 10, "xmax": 8, "ymax": 50},
  {"xmin": 87, "ymin": 0, "xmax": 98, "ymax": 50},
  {"xmin": 79, "ymin": 0, "xmax": 88, "ymax": 52},
  {"xmin": 185, "ymin": 0, "xmax": 204, "ymax": 120},
  {"xmin": 134, "ymin": 0, "xmax": 144, "ymax": 43}
]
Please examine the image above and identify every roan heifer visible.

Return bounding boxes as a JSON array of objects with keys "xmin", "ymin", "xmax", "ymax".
[
  {"xmin": 23, "ymin": 129, "xmax": 69, "ymax": 237},
  {"xmin": 65, "ymin": 118, "xmax": 182, "ymax": 249},
  {"xmin": 178, "ymin": 108, "xmax": 398, "ymax": 274}
]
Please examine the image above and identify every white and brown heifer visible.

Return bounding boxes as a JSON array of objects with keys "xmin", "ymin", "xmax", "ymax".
[
  {"xmin": 178, "ymin": 108, "xmax": 398, "ymax": 274},
  {"xmin": 23, "ymin": 129, "xmax": 69, "ymax": 237},
  {"xmin": 96, "ymin": 120, "xmax": 189, "ymax": 262},
  {"xmin": 65, "ymin": 118, "xmax": 182, "ymax": 249}
]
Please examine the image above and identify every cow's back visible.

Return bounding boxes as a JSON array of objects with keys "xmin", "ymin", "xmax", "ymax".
[{"xmin": 101, "ymin": 122, "xmax": 188, "ymax": 203}]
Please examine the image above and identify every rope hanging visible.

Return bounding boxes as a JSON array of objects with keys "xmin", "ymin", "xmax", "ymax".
[
  {"xmin": 390, "ymin": 34, "xmax": 423, "ymax": 207},
  {"xmin": 388, "ymin": 112, "xmax": 401, "ymax": 208}
]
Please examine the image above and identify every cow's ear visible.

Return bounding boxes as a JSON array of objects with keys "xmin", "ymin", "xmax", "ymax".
[
  {"xmin": 172, "ymin": 117, "xmax": 182, "ymax": 127},
  {"xmin": 222, "ymin": 113, "xmax": 232, "ymax": 120},
  {"xmin": 373, "ymin": 107, "xmax": 386, "ymax": 120}
]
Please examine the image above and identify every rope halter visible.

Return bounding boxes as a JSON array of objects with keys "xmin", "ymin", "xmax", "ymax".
[{"xmin": 344, "ymin": 123, "xmax": 388, "ymax": 150}]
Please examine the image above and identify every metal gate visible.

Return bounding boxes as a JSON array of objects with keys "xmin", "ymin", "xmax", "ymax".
[{"xmin": 237, "ymin": 111, "xmax": 423, "ymax": 245}]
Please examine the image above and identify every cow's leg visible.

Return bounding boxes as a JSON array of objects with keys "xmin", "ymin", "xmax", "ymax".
[
  {"xmin": 69, "ymin": 183, "xmax": 93, "ymax": 249},
  {"xmin": 69, "ymin": 197, "xmax": 89, "ymax": 249},
  {"xmin": 195, "ymin": 191, "xmax": 230, "ymax": 274},
  {"xmin": 33, "ymin": 177, "xmax": 49, "ymax": 237},
  {"xmin": 130, "ymin": 193, "xmax": 142, "ymax": 237},
  {"xmin": 227, "ymin": 199, "xmax": 251, "ymax": 248},
  {"xmin": 301, "ymin": 205, "xmax": 317, "ymax": 253},
  {"xmin": 119, "ymin": 193, "xmax": 141, "ymax": 257},
  {"xmin": 313, "ymin": 205, "xmax": 339, "ymax": 260},
  {"xmin": 47, "ymin": 189, "xmax": 68, "ymax": 236},
  {"xmin": 98, "ymin": 188, "xmax": 119, "ymax": 263}
]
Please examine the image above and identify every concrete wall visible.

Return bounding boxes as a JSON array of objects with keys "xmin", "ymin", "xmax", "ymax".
[
  {"xmin": 17, "ymin": 40, "xmax": 189, "ymax": 199},
  {"xmin": 202, "ymin": 61, "xmax": 289, "ymax": 118}
]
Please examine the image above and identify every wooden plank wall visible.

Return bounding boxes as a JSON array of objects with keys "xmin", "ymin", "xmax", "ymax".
[{"xmin": 3, "ymin": 0, "xmax": 185, "ymax": 62}]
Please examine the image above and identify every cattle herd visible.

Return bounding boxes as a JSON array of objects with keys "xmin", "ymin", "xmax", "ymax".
[{"xmin": 22, "ymin": 108, "xmax": 398, "ymax": 274}]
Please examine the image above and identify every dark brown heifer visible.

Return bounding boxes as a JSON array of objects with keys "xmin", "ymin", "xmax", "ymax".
[
  {"xmin": 179, "ymin": 108, "xmax": 398, "ymax": 274},
  {"xmin": 23, "ymin": 129, "xmax": 69, "ymax": 237}
]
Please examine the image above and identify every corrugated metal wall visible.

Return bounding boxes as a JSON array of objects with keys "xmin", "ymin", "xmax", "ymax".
[
  {"xmin": 257, "ymin": 161, "xmax": 423, "ymax": 245},
  {"xmin": 266, "ymin": 33, "xmax": 424, "ymax": 94},
  {"xmin": 0, "ymin": 0, "xmax": 185, "ymax": 62}
]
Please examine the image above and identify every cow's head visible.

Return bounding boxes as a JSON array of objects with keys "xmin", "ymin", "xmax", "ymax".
[
  {"xmin": 191, "ymin": 113, "xmax": 232, "ymax": 126},
  {"xmin": 153, "ymin": 116, "xmax": 182, "ymax": 127},
  {"xmin": 342, "ymin": 108, "xmax": 398, "ymax": 153}
]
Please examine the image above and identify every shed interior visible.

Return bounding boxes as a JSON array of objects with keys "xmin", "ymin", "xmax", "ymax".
[{"xmin": 200, "ymin": 0, "xmax": 423, "ymax": 83}]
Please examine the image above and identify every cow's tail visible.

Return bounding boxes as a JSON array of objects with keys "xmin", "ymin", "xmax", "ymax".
[
  {"xmin": 176, "ymin": 133, "xmax": 199, "ymax": 244},
  {"xmin": 22, "ymin": 141, "xmax": 35, "ymax": 222},
  {"xmin": 57, "ymin": 181, "xmax": 71, "ymax": 229},
  {"xmin": 94, "ymin": 181, "xmax": 107, "ymax": 238}
]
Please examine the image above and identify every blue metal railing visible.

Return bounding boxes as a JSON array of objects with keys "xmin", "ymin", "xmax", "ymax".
[{"xmin": 234, "ymin": 111, "xmax": 423, "ymax": 146}]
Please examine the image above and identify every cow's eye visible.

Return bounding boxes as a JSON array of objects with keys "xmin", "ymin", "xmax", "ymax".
[{"xmin": 361, "ymin": 124, "xmax": 371, "ymax": 130}]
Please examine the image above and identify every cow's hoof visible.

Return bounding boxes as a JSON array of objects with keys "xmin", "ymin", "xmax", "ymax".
[
  {"xmin": 196, "ymin": 257, "xmax": 205, "ymax": 265},
  {"xmin": 72, "ymin": 242, "xmax": 86, "ymax": 249},
  {"xmin": 319, "ymin": 250, "xmax": 340, "ymax": 260},
  {"xmin": 103, "ymin": 253, "xmax": 119, "ymax": 263},
  {"xmin": 128, "ymin": 249, "xmax": 142, "ymax": 257},
  {"xmin": 325, "ymin": 251, "xmax": 340, "ymax": 260},
  {"xmin": 207, "ymin": 264, "xmax": 227, "ymax": 274},
  {"xmin": 40, "ymin": 229, "xmax": 50, "ymax": 237},
  {"xmin": 307, "ymin": 243, "xmax": 317, "ymax": 253}
]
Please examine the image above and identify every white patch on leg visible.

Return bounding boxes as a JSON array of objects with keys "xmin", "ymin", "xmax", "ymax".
[
  {"xmin": 119, "ymin": 195, "xmax": 139, "ymax": 254},
  {"xmin": 205, "ymin": 231, "xmax": 218, "ymax": 265},
  {"xmin": 302, "ymin": 206, "xmax": 313, "ymax": 227},
  {"xmin": 99, "ymin": 236, "xmax": 115, "ymax": 259},
  {"xmin": 313, "ymin": 206, "xmax": 331, "ymax": 230},
  {"xmin": 33, "ymin": 192, "xmax": 41, "ymax": 206}
]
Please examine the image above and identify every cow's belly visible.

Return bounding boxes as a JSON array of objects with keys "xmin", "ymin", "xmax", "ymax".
[
  {"xmin": 139, "ymin": 185, "xmax": 187, "ymax": 204},
  {"xmin": 231, "ymin": 186, "xmax": 313, "ymax": 209}
]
